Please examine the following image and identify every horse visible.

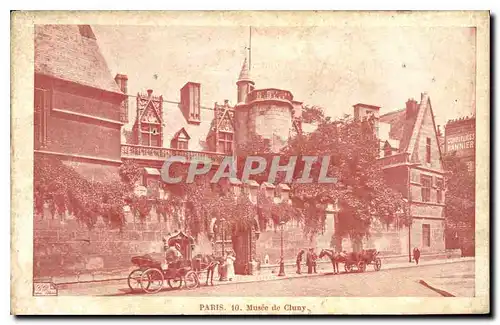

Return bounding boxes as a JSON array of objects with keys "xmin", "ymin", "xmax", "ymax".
[
  {"xmin": 192, "ymin": 254, "xmax": 224, "ymax": 286},
  {"xmin": 318, "ymin": 249, "xmax": 341, "ymax": 274}
]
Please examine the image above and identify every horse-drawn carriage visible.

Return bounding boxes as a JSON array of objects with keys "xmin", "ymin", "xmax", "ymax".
[
  {"xmin": 319, "ymin": 248, "xmax": 382, "ymax": 273},
  {"xmin": 127, "ymin": 231, "xmax": 200, "ymax": 294}
]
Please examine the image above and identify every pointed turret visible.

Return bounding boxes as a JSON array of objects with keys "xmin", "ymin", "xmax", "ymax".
[
  {"xmin": 236, "ymin": 57, "xmax": 255, "ymax": 104},
  {"xmin": 238, "ymin": 57, "xmax": 252, "ymax": 82}
]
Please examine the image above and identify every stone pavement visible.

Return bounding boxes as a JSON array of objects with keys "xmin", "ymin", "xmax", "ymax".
[
  {"xmin": 55, "ymin": 256, "xmax": 474, "ymax": 296},
  {"xmin": 416, "ymin": 261, "xmax": 475, "ymax": 297},
  {"xmin": 45, "ymin": 251, "xmax": 464, "ymax": 285},
  {"xmin": 213, "ymin": 256, "xmax": 474, "ymax": 287}
]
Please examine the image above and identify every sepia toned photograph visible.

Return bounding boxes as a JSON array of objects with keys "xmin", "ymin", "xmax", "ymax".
[{"xmin": 11, "ymin": 11, "xmax": 489, "ymax": 314}]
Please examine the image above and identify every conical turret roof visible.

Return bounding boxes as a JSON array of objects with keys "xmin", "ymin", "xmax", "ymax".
[{"xmin": 238, "ymin": 57, "xmax": 253, "ymax": 82}]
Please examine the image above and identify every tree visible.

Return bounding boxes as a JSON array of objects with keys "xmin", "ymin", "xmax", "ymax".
[
  {"xmin": 301, "ymin": 105, "xmax": 329, "ymax": 124},
  {"xmin": 282, "ymin": 109, "xmax": 408, "ymax": 250}
]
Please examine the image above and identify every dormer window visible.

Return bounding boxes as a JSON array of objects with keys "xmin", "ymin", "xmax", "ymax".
[
  {"xmin": 218, "ymin": 131, "xmax": 233, "ymax": 154},
  {"xmin": 171, "ymin": 127, "xmax": 191, "ymax": 150},
  {"xmin": 135, "ymin": 90, "xmax": 163, "ymax": 147},
  {"xmin": 177, "ymin": 139, "xmax": 188, "ymax": 150}
]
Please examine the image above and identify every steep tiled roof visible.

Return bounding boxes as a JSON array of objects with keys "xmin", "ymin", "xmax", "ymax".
[
  {"xmin": 34, "ymin": 25, "xmax": 123, "ymax": 94},
  {"xmin": 379, "ymin": 108, "xmax": 417, "ymax": 152}
]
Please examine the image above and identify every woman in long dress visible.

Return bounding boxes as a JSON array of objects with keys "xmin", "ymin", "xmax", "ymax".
[{"xmin": 225, "ymin": 251, "xmax": 236, "ymax": 281}]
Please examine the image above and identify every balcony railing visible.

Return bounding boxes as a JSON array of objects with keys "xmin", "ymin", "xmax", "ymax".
[
  {"xmin": 121, "ymin": 144, "xmax": 226, "ymax": 165},
  {"xmin": 378, "ymin": 153, "xmax": 409, "ymax": 167},
  {"xmin": 247, "ymin": 88, "xmax": 293, "ymax": 103}
]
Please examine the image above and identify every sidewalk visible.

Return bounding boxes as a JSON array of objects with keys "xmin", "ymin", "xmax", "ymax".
[
  {"xmin": 55, "ymin": 256, "xmax": 474, "ymax": 295},
  {"xmin": 213, "ymin": 256, "xmax": 474, "ymax": 286},
  {"xmin": 46, "ymin": 251, "xmax": 465, "ymax": 286}
]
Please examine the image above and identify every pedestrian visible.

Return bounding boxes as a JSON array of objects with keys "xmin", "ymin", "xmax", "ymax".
[
  {"xmin": 312, "ymin": 249, "xmax": 318, "ymax": 273},
  {"xmin": 306, "ymin": 248, "xmax": 314, "ymax": 274},
  {"xmin": 413, "ymin": 247, "xmax": 421, "ymax": 265},
  {"xmin": 296, "ymin": 249, "xmax": 305, "ymax": 274},
  {"xmin": 225, "ymin": 251, "xmax": 236, "ymax": 281}
]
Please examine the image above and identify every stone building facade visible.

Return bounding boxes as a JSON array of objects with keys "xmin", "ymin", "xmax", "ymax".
[
  {"xmin": 33, "ymin": 25, "xmax": 448, "ymax": 278},
  {"xmin": 34, "ymin": 25, "xmax": 127, "ymax": 182},
  {"xmin": 376, "ymin": 94, "xmax": 447, "ymax": 254}
]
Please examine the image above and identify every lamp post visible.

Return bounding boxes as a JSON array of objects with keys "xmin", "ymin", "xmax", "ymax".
[
  {"xmin": 220, "ymin": 217, "xmax": 226, "ymax": 257},
  {"xmin": 219, "ymin": 217, "xmax": 227, "ymax": 281},
  {"xmin": 278, "ymin": 220, "xmax": 286, "ymax": 277},
  {"xmin": 406, "ymin": 162, "xmax": 420, "ymax": 263}
]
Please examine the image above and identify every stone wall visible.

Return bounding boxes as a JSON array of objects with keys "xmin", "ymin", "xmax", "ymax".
[
  {"xmin": 247, "ymin": 103, "xmax": 293, "ymax": 152},
  {"xmin": 33, "ymin": 207, "xmax": 214, "ymax": 279},
  {"xmin": 255, "ymin": 220, "xmax": 314, "ymax": 264}
]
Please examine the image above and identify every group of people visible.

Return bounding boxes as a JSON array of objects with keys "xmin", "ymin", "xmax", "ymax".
[{"xmin": 295, "ymin": 248, "xmax": 319, "ymax": 274}]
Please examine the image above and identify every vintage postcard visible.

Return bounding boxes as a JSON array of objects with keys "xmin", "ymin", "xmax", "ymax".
[{"xmin": 11, "ymin": 11, "xmax": 489, "ymax": 315}]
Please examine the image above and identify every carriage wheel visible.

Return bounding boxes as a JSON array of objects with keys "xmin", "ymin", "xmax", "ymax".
[
  {"xmin": 127, "ymin": 269, "xmax": 146, "ymax": 292},
  {"xmin": 357, "ymin": 261, "xmax": 366, "ymax": 273},
  {"xmin": 344, "ymin": 263, "xmax": 353, "ymax": 273},
  {"xmin": 140, "ymin": 268, "xmax": 164, "ymax": 294},
  {"xmin": 184, "ymin": 271, "xmax": 199, "ymax": 289},
  {"xmin": 167, "ymin": 276, "xmax": 183, "ymax": 289},
  {"xmin": 374, "ymin": 258, "xmax": 382, "ymax": 271}
]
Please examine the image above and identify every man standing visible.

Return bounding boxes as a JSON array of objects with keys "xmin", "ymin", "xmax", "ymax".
[
  {"xmin": 312, "ymin": 249, "xmax": 318, "ymax": 273},
  {"xmin": 296, "ymin": 249, "xmax": 305, "ymax": 274},
  {"xmin": 306, "ymin": 248, "xmax": 314, "ymax": 274},
  {"xmin": 413, "ymin": 247, "xmax": 421, "ymax": 265}
]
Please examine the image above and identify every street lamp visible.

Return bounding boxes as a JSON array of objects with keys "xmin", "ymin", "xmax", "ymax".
[
  {"xmin": 220, "ymin": 217, "xmax": 226, "ymax": 257},
  {"xmin": 403, "ymin": 198, "xmax": 412, "ymax": 263},
  {"xmin": 406, "ymin": 162, "xmax": 420, "ymax": 263},
  {"xmin": 219, "ymin": 217, "xmax": 227, "ymax": 282},
  {"xmin": 278, "ymin": 220, "xmax": 286, "ymax": 277}
]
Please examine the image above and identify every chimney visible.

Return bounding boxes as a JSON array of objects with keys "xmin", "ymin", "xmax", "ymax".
[
  {"xmin": 114, "ymin": 74, "xmax": 128, "ymax": 123},
  {"xmin": 405, "ymin": 98, "xmax": 418, "ymax": 119},
  {"xmin": 147, "ymin": 89, "xmax": 153, "ymax": 98},
  {"xmin": 180, "ymin": 82, "xmax": 201, "ymax": 124}
]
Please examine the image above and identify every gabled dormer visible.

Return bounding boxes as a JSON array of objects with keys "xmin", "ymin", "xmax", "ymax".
[
  {"xmin": 206, "ymin": 100, "xmax": 235, "ymax": 154},
  {"xmin": 171, "ymin": 127, "xmax": 191, "ymax": 150},
  {"xmin": 134, "ymin": 89, "xmax": 163, "ymax": 147}
]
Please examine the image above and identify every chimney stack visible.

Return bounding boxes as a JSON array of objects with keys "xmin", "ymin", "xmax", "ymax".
[
  {"xmin": 405, "ymin": 98, "xmax": 418, "ymax": 119},
  {"xmin": 114, "ymin": 73, "xmax": 129, "ymax": 123},
  {"xmin": 180, "ymin": 82, "xmax": 201, "ymax": 124},
  {"xmin": 147, "ymin": 89, "xmax": 153, "ymax": 97}
]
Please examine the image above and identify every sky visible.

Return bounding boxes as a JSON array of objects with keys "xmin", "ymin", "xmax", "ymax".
[{"xmin": 93, "ymin": 25, "xmax": 476, "ymax": 128}]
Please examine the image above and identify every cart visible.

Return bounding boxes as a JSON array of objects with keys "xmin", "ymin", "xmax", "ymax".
[
  {"xmin": 127, "ymin": 231, "xmax": 199, "ymax": 294},
  {"xmin": 337, "ymin": 249, "xmax": 382, "ymax": 273}
]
